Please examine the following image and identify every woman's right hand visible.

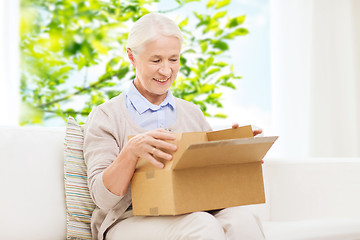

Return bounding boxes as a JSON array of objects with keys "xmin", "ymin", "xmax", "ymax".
[
  {"xmin": 103, "ymin": 129, "xmax": 178, "ymax": 196},
  {"xmin": 124, "ymin": 129, "xmax": 178, "ymax": 168}
]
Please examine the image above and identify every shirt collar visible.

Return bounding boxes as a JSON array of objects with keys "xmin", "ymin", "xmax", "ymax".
[{"xmin": 126, "ymin": 81, "xmax": 176, "ymax": 114}]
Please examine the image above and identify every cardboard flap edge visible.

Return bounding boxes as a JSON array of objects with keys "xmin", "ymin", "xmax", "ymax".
[{"xmin": 172, "ymin": 136, "xmax": 278, "ymax": 170}]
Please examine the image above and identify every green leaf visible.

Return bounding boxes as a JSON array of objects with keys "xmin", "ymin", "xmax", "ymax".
[
  {"xmin": 180, "ymin": 56, "xmax": 187, "ymax": 65},
  {"xmin": 180, "ymin": 66, "xmax": 191, "ymax": 76},
  {"xmin": 204, "ymin": 18, "xmax": 220, "ymax": 33},
  {"xmin": 235, "ymin": 27, "xmax": 249, "ymax": 35},
  {"xmin": 213, "ymin": 11, "xmax": 227, "ymax": 20},
  {"xmin": 116, "ymin": 66, "xmax": 130, "ymax": 79},
  {"xmin": 213, "ymin": 40, "xmax": 229, "ymax": 51},
  {"xmin": 57, "ymin": 66, "xmax": 73, "ymax": 76},
  {"xmin": 206, "ymin": 0, "xmax": 217, "ymax": 8},
  {"xmin": 208, "ymin": 93, "xmax": 222, "ymax": 99},
  {"xmin": 214, "ymin": 113, "xmax": 227, "ymax": 118},
  {"xmin": 194, "ymin": 12, "xmax": 203, "ymax": 21},
  {"xmin": 200, "ymin": 41, "xmax": 208, "ymax": 53},
  {"xmin": 236, "ymin": 15, "xmax": 246, "ymax": 25},
  {"xmin": 221, "ymin": 82, "xmax": 236, "ymax": 89},
  {"xmin": 200, "ymin": 84, "xmax": 215, "ymax": 93},
  {"xmin": 183, "ymin": 49, "xmax": 196, "ymax": 54},
  {"xmin": 184, "ymin": 94, "xmax": 195, "ymax": 101},
  {"xmin": 205, "ymin": 56, "xmax": 214, "ymax": 68},
  {"xmin": 179, "ymin": 17, "xmax": 189, "ymax": 28},
  {"xmin": 213, "ymin": 62, "xmax": 228, "ymax": 67},
  {"xmin": 215, "ymin": 29, "xmax": 224, "ymax": 37},
  {"xmin": 227, "ymin": 15, "xmax": 246, "ymax": 28},
  {"xmin": 224, "ymin": 27, "xmax": 249, "ymax": 39},
  {"xmin": 217, "ymin": 74, "xmax": 231, "ymax": 82},
  {"xmin": 205, "ymin": 68, "xmax": 220, "ymax": 77},
  {"xmin": 215, "ymin": 0, "xmax": 230, "ymax": 9},
  {"xmin": 106, "ymin": 90, "xmax": 122, "ymax": 99}
]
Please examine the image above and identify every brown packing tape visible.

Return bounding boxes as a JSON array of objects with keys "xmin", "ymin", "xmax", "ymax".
[
  {"xmin": 149, "ymin": 207, "xmax": 159, "ymax": 215},
  {"xmin": 146, "ymin": 171, "xmax": 155, "ymax": 179}
]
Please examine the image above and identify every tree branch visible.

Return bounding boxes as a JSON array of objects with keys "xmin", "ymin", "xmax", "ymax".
[
  {"xmin": 36, "ymin": 76, "xmax": 110, "ymax": 109},
  {"xmin": 36, "ymin": 86, "xmax": 89, "ymax": 108},
  {"xmin": 157, "ymin": 3, "xmax": 185, "ymax": 13},
  {"xmin": 42, "ymin": 109, "xmax": 90, "ymax": 116}
]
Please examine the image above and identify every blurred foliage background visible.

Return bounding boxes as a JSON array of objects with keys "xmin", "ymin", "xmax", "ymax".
[{"xmin": 20, "ymin": 0, "xmax": 248, "ymax": 125}]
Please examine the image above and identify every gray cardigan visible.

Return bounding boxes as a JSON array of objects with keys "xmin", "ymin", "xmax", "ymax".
[{"xmin": 83, "ymin": 93, "xmax": 212, "ymax": 240}]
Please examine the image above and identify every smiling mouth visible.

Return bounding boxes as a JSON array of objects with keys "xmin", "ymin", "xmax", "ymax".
[{"xmin": 153, "ymin": 77, "xmax": 170, "ymax": 83}]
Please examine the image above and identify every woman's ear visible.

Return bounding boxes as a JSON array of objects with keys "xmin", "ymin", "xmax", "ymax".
[{"xmin": 127, "ymin": 48, "xmax": 136, "ymax": 68}]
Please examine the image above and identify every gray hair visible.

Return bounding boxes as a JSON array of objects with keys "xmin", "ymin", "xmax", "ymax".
[{"xmin": 127, "ymin": 13, "xmax": 184, "ymax": 55}]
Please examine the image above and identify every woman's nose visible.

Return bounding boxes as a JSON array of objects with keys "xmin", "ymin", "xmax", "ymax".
[{"xmin": 158, "ymin": 62, "xmax": 171, "ymax": 77}]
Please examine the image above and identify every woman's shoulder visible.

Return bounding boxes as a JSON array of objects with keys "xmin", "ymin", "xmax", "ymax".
[
  {"xmin": 175, "ymin": 97, "xmax": 201, "ymax": 111},
  {"xmin": 84, "ymin": 93, "xmax": 128, "ymax": 134},
  {"xmin": 86, "ymin": 93, "xmax": 125, "ymax": 123},
  {"xmin": 174, "ymin": 97, "xmax": 205, "ymax": 119},
  {"xmin": 96, "ymin": 94, "xmax": 125, "ymax": 115},
  {"xmin": 173, "ymin": 97, "xmax": 211, "ymax": 132}
]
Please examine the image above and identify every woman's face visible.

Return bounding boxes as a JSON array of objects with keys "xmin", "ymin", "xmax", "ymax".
[{"xmin": 129, "ymin": 35, "xmax": 181, "ymax": 105}]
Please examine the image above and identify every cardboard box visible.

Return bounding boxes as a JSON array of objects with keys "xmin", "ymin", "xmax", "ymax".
[{"xmin": 130, "ymin": 125, "xmax": 278, "ymax": 216}]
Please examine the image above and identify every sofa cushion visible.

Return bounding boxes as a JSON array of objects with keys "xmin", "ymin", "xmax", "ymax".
[
  {"xmin": 64, "ymin": 116, "xmax": 95, "ymax": 239},
  {"xmin": 262, "ymin": 218, "xmax": 360, "ymax": 240}
]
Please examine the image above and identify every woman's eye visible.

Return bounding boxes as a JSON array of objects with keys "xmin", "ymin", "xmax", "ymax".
[
  {"xmin": 170, "ymin": 59, "xmax": 178, "ymax": 62},
  {"xmin": 152, "ymin": 60, "xmax": 160, "ymax": 63}
]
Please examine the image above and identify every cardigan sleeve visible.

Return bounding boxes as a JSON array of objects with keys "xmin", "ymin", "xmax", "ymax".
[{"xmin": 83, "ymin": 106, "xmax": 125, "ymax": 210}]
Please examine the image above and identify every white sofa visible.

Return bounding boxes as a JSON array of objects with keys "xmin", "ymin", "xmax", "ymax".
[{"xmin": 1, "ymin": 126, "xmax": 360, "ymax": 240}]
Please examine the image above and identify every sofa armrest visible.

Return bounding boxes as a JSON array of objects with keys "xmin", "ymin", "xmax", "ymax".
[
  {"xmin": 263, "ymin": 158, "xmax": 360, "ymax": 221},
  {"xmin": 0, "ymin": 127, "xmax": 67, "ymax": 240}
]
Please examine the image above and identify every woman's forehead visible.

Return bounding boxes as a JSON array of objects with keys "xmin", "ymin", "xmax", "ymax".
[{"xmin": 140, "ymin": 36, "xmax": 181, "ymax": 56}]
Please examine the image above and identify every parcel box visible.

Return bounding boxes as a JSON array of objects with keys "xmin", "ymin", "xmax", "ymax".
[{"xmin": 130, "ymin": 126, "xmax": 278, "ymax": 216}]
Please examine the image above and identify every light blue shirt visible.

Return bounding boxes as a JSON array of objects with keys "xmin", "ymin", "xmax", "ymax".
[{"xmin": 125, "ymin": 82, "xmax": 177, "ymax": 130}]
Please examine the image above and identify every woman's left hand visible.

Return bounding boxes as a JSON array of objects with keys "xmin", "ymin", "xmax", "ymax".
[
  {"xmin": 231, "ymin": 123, "xmax": 263, "ymax": 136},
  {"xmin": 232, "ymin": 123, "xmax": 264, "ymax": 164}
]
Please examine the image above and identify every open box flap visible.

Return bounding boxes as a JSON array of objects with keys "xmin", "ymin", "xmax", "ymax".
[
  {"xmin": 171, "ymin": 136, "xmax": 278, "ymax": 170},
  {"xmin": 207, "ymin": 125, "xmax": 253, "ymax": 141}
]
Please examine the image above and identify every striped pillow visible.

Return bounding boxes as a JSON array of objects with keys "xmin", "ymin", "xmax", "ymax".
[{"xmin": 64, "ymin": 116, "xmax": 95, "ymax": 239}]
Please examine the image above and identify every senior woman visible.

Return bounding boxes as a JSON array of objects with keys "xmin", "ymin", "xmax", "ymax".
[{"xmin": 83, "ymin": 13, "xmax": 265, "ymax": 240}]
